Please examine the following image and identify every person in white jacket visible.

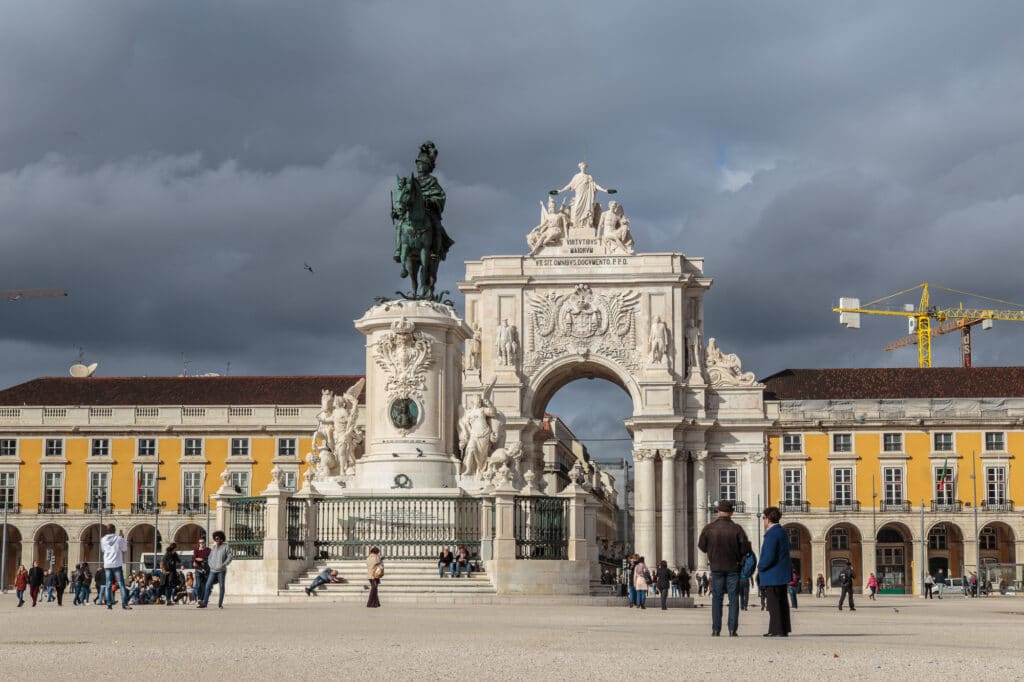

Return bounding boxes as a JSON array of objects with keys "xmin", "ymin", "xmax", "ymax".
[{"xmin": 100, "ymin": 524, "xmax": 132, "ymax": 610}]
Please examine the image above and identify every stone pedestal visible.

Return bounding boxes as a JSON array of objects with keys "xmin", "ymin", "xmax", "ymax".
[{"xmin": 353, "ymin": 300, "xmax": 472, "ymax": 490}]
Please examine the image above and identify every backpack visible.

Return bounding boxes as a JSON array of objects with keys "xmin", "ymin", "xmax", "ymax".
[{"xmin": 740, "ymin": 552, "xmax": 757, "ymax": 581}]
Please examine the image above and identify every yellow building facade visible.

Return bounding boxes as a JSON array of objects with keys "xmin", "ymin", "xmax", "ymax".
[
  {"xmin": 764, "ymin": 368, "xmax": 1024, "ymax": 595},
  {"xmin": 0, "ymin": 375, "xmax": 361, "ymax": 584}
]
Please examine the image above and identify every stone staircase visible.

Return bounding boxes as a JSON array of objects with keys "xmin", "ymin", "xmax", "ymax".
[{"xmin": 280, "ymin": 560, "xmax": 497, "ymax": 603}]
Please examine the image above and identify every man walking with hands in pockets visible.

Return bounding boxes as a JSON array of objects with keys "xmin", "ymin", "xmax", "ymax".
[{"xmin": 698, "ymin": 500, "xmax": 751, "ymax": 637}]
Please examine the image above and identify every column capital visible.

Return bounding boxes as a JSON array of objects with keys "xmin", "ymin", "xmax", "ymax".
[
  {"xmin": 692, "ymin": 449, "xmax": 709, "ymax": 462},
  {"xmin": 660, "ymin": 449, "xmax": 680, "ymax": 461},
  {"xmin": 633, "ymin": 448, "xmax": 658, "ymax": 462},
  {"xmin": 747, "ymin": 450, "xmax": 766, "ymax": 464}
]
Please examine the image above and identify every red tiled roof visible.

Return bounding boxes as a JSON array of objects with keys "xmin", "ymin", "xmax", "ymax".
[
  {"xmin": 0, "ymin": 376, "xmax": 365, "ymax": 406},
  {"xmin": 761, "ymin": 367, "xmax": 1024, "ymax": 400}
]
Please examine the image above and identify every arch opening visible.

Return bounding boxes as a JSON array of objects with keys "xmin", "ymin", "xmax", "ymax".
[{"xmin": 875, "ymin": 522, "xmax": 913, "ymax": 594}]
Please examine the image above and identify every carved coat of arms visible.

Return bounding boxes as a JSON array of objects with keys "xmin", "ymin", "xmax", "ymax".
[
  {"xmin": 373, "ymin": 317, "xmax": 434, "ymax": 402},
  {"xmin": 525, "ymin": 284, "xmax": 641, "ymax": 372}
]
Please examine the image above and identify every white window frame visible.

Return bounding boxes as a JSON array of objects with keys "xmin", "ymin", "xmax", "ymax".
[
  {"xmin": 933, "ymin": 432, "xmax": 954, "ymax": 453},
  {"xmin": 182, "ymin": 470, "xmax": 204, "ymax": 506},
  {"xmin": 90, "ymin": 438, "xmax": 110, "ymax": 457},
  {"xmin": 230, "ymin": 438, "xmax": 250, "ymax": 458},
  {"xmin": 183, "ymin": 438, "xmax": 204, "ymax": 457},
  {"xmin": 782, "ymin": 467, "xmax": 803, "ymax": 504},
  {"xmin": 984, "ymin": 432, "xmax": 1005, "ymax": 452},
  {"xmin": 933, "ymin": 463, "xmax": 956, "ymax": 504},
  {"xmin": 282, "ymin": 469, "xmax": 298, "ymax": 492},
  {"xmin": 229, "ymin": 470, "xmax": 250, "ymax": 495},
  {"xmin": 137, "ymin": 438, "xmax": 157, "ymax": 457},
  {"xmin": 832, "ymin": 466, "xmax": 854, "ymax": 505},
  {"xmin": 135, "ymin": 468, "xmax": 157, "ymax": 506},
  {"xmin": 89, "ymin": 470, "xmax": 110, "ymax": 507},
  {"xmin": 718, "ymin": 468, "xmax": 738, "ymax": 502},
  {"xmin": 832, "ymin": 433, "xmax": 853, "ymax": 454},
  {"xmin": 0, "ymin": 438, "xmax": 18, "ymax": 457},
  {"xmin": 985, "ymin": 466, "xmax": 1007, "ymax": 505},
  {"xmin": 782, "ymin": 434, "xmax": 802, "ymax": 454},
  {"xmin": 0, "ymin": 471, "xmax": 17, "ymax": 508},
  {"xmin": 882, "ymin": 433, "xmax": 903, "ymax": 453},
  {"xmin": 42, "ymin": 470, "xmax": 64, "ymax": 506},
  {"xmin": 882, "ymin": 466, "xmax": 904, "ymax": 505},
  {"xmin": 44, "ymin": 438, "xmax": 64, "ymax": 457},
  {"xmin": 277, "ymin": 437, "xmax": 297, "ymax": 458}
]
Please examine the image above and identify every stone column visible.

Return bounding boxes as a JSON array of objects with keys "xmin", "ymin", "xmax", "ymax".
[
  {"xmin": 911, "ymin": 537, "xmax": 925, "ymax": 597},
  {"xmin": 692, "ymin": 450, "xmax": 708, "ymax": 570},
  {"xmin": 291, "ymin": 479, "xmax": 321, "ymax": 569},
  {"xmin": 861, "ymin": 538, "xmax": 876, "ymax": 594},
  {"xmin": 677, "ymin": 450, "xmax": 690, "ymax": 566},
  {"xmin": 811, "ymin": 540, "xmax": 827, "ymax": 592},
  {"xmin": 633, "ymin": 449, "xmax": 658, "ymax": 564},
  {"xmin": 259, "ymin": 482, "xmax": 289, "ymax": 592},
  {"xmin": 660, "ymin": 450, "xmax": 678, "ymax": 567}
]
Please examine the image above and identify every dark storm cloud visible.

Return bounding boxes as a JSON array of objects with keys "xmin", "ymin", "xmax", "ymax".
[{"xmin": 3, "ymin": 1, "xmax": 1024, "ymax": 427}]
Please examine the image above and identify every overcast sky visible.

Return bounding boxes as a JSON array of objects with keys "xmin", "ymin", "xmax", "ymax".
[{"xmin": 3, "ymin": 2, "xmax": 1024, "ymax": 459}]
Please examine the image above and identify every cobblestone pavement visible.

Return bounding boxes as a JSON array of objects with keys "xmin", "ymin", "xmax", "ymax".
[{"xmin": 2, "ymin": 592, "xmax": 1022, "ymax": 680}]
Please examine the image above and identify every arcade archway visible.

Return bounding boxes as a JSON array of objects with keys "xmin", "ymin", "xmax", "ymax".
[
  {"xmin": 783, "ymin": 523, "xmax": 812, "ymax": 588},
  {"xmin": 876, "ymin": 522, "xmax": 913, "ymax": 594},
  {"xmin": 980, "ymin": 522, "xmax": 1016, "ymax": 565},
  {"xmin": 173, "ymin": 523, "xmax": 206, "ymax": 551},
  {"xmin": 34, "ymin": 523, "xmax": 69, "ymax": 569},
  {"xmin": 825, "ymin": 522, "xmax": 863, "ymax": 588},
  {"xmin": 127, "ymin": 524, "xmax": 162, "ymax": 567},
  {"xmin": 80, "ymin": 524, "xmax": 105, "ymax": 565},
  {"xmin": 1, "ymin": 524, "xmax": 22, "ymax": 588},
  {"xmin": 927, "ymin": 521, "xmax": 964, "ymax": 577}
]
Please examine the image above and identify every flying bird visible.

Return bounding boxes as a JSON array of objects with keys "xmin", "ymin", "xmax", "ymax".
[{"xmin": 304, "ymin": 262, "xmax": 315, "ymax": 274}]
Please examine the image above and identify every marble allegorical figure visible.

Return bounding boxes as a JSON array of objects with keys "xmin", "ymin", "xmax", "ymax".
[
  {"xmin": 599, "ymin": 200, "xmax": 634, "ymax": 254},
  {"xmin": 648, "ymin": 314, "xmax": 669, "ymax": 365},
  {"xmin": 528, "ymin": 196, "xmax": 569, "ymax": 254},
  {"xmin": 496, "ymin": 319, "xmax": 519, "ymax": 366},
  {"xmin": 705, "ymin": 337, "xmax": 758, "ymax": 387},
  {"xmin": 552, "ymin": 161, "xmax": 613, "ymax": 230},
  {"xmin": 311, "ymin": 379, "xmax": 366, "ymax": 477},
  {"xmin": 458, "ymin": 381, "xmax": 504, "ymax": 479},
  {"xmin": 465, "ymin": 323, "xmax": 482, "ymax": 372}
]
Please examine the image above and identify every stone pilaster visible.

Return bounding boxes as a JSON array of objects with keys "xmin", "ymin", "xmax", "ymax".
[
  {"xmin": 660, "ymin": 450, "xmax": 678, "ymax": 567},
  {"xmin": 692, "ymin": 450, "xmax": 708, "ymax": 570},
  {"xmin": 633, "ymin": 449, "xmax": 658, "ymax": 564}
]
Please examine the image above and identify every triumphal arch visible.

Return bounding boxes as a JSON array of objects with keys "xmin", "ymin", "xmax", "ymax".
[{"xmin": 458, "ymin": 162, "xmax": 770, "ymax": 568}]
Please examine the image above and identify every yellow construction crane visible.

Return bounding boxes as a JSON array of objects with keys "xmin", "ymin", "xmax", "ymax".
[
  {"xmin": 833, "ymin": 283, "xmax": 1024, "ymax": 368},
  {"xmin": 884, "ymin": 317, "xmax": 989, "ymax": 367},
  {"xmin": 3, "ymin": 288, "xmax": 68, "ymax": 302}
]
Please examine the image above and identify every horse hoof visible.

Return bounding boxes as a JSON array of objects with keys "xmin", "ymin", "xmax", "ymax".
[{"xmin": 400, "ymin": 269, "xmax": 408, "ymax": 278}]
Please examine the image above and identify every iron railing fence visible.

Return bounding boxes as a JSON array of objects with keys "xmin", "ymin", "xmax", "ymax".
[
  {"xmin": 313, "ymin": 496, "xmax": 483, "ymax": 561},
  {"xmin": 228, "ymin": 497, "xmax": 266, "ymax": 559},
  {"xmin": 514, "ymin": 496, "xmax": 569, "ymax": 560},
  {"xmin": 287, "ymin": 498, "xmax": 306, "ymax": 561}
]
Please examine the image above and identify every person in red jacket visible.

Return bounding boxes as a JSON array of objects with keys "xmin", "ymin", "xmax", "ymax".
[{"xmin": 14, "ymin": 565, "xmax": 28, "ymax": 607}]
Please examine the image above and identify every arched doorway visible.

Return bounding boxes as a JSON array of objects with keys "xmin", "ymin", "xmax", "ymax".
[
  {"xmin": 783, "ymin": 523, "xmax": 812, "ymax": 588},
  {"xmin": 825, "ymin": 522, "xmax": 863, "ymax": 588},
  {"xmin": 980, "ymin": 522, "xmax": 1015, "ymax": 565},
  {"xmin": 1, "ymin": 524, "xmax": 23, "ymax": 588},
  {"xmin": 927, "ymin": 522, "xmax": 964, "ymax": 577},
  {"xmin": 34, "ymin": 523, "xmax": 69, "ymax": 570},
  {"xmin": 80, "ymin": 524, "xmax": 105, "ymax": 566},
  {"xmin": 173, "ymin": 523, "xmax": 206, "ymax": 551},
  {"xmin": 876, "ymin": 522, "xmax": 913, "ymax": 594},
  {"xmin": 127, "ymin": 524, "xmax": 162, "ymax": 568}
]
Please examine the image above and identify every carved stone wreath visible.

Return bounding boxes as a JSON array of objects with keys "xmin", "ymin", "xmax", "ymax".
[
  {"xmin": 525, "ymin": 284, "xmax": 641, "ymax": 373},
  {"xmin": 373, "ymin": 317, "xmax": 434, "ymax": 402}
]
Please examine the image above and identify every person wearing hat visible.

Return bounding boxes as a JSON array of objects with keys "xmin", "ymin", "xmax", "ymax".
[{"xmin": 697, "ymin": 500, "xmax": 752, "ymax": 637}]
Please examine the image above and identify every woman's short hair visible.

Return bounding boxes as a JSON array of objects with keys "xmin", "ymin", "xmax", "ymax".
[
  {"xmin": 763, "ymin": 506, "xmax": 782, "ymax": 524},
  {"xmin": 369, "ymin": 546, "xmax": 380, "ymax": 555}
]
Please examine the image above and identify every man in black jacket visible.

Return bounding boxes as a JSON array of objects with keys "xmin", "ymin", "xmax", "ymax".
[
  {"xmin": 54, "ymin": 566, "xmax": 69, "ymax": 606},
  {"xmin": 698, "ymin": 500, "xmax": 751, "ymax": 637},
  {"xmin": 27, "ymin": 560, "xmax": 45, "ymax": 607},
  {"xmin": 837, "ymin": 560, "xmax": 856, "ymax": 611}
]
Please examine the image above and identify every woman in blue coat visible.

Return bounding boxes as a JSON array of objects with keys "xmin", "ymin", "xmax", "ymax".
[{"xmin": 757, "ymin": 506, "xmax": 793, "ymax": 637}]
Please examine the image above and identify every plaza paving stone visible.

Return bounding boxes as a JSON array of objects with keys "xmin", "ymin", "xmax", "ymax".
[{"xmin": 1, "ymin": 592, "xmax": 1022, "ymax": 680}]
